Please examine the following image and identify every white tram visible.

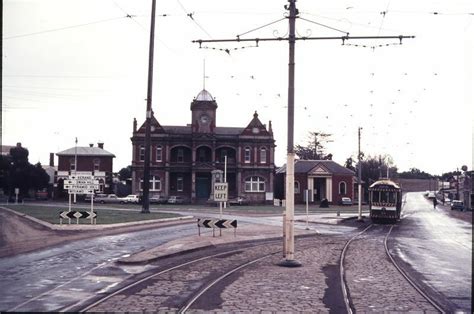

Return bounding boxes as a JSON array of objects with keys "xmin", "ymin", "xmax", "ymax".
[{"xmin": 368, "ymin": 179, "xmax": 402, "ymax": 222}]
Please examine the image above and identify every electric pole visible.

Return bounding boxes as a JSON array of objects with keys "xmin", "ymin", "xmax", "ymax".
[
  {"xmin": 357, "ymin": 127, "xmax": 363, "ymax": 221},
  {"xmin": 192, "ymin": 0, "xmax": 414, "ymax": 267},
  {"xmin": 142, "ymin": 0, "xmax": 157, "ymax": 214}
]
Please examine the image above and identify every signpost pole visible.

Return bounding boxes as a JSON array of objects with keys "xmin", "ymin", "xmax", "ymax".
[
  {"xmin": 305, "ymin": 190, "xmax": 309, "ymax": 230},
  {"xmin": 219, "ymin": 201, "xmax": 223, "ymax": 236}
]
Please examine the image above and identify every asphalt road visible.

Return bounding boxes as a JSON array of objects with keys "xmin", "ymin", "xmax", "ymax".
[
  {"xmin": 0, "ymin": 223, "xmax": 197, "ymax": 312},
  {"xmin": 394, "ymin": 192, "xmax": 472, "ymax": 312}
]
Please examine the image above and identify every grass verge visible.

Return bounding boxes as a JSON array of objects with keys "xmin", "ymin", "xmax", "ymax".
[{"xmin": 4, "ymin": 205, "xmax": 182, "ymax": 225}]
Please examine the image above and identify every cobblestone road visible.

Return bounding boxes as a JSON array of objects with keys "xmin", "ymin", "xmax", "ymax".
[{"xmin": 87, "ymin": 231, "xmax": 441, "ymax": 313}]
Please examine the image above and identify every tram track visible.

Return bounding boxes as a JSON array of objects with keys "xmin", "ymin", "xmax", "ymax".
[
  {"xmin": 76, "ymin": 239, "xmax": 283, "ymax": 312},
  {"xmin": 340, "ymin": 223, "xmax": 445, "ymax": 313}
]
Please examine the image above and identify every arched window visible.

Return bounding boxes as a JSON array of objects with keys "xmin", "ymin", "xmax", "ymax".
[
  {"xmin": 339, "ymin": 181, "xmax": 347, "ymax": 195},
  {"xmin": 260, "ymin": 147, "xmax": 267, "ymax": 164},
  {"xmin": 294, "ymin": 181, "xmax": 300, "ymax": 194},
  {"xmin": 244, "ymin": 147, "xmax": 251, "ymax": 163},
  {"xmin": 245, "ymin": 176, "xmax": 265, "ymax": 192},
  {"xmin": 156, "ymin": 146, "xmax": 162, "ymax": 162}
]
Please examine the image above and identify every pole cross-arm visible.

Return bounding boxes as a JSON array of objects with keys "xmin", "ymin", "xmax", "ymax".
[{"xmin": 192, "ymin": 35, "xmax": 415, "ymax": 46}]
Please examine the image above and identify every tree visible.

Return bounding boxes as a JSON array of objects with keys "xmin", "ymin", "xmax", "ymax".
[
  {"xmin": 295, "ymin": 131, "xmax": 333, "ymax": 160},
  {"xmin": 398, "ymin": 168, "xmax": 433, "ymax": 179},
  {"xmin": 118, "ymin": 165, "xmax": 132, "ymax": 181},
  {"xmin": 0, "ymin": 145, "xmax": 49, "ymax": 197},
  {"xmin": 344, "ymin": 157, "xmax": 356, "ymax": 171},
  {"xmin": 359, "ymin": 154, "xmax": 398, "ymax": 190}
]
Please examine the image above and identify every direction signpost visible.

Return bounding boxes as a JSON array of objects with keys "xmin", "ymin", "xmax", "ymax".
[{"xmin": 64, "ymin": 172, "xmax": 98, "ymax": 224}]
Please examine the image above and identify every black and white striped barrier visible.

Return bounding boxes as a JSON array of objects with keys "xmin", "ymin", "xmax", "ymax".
[
  {"xmin": 60, "ymin": 211, "xmax": 97, "ymax": 225},
  {"xmin": 197, "ymin": 218, "xmax": 237, "ymax": 237}
]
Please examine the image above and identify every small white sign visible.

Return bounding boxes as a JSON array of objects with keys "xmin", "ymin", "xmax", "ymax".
[
  {"xmin": 214, "ymin": 183, "xmax": 228, "ymax": 202},
  {"xmin": 68, "ymin": 189, "xmax": 94, "ymax": 194}
]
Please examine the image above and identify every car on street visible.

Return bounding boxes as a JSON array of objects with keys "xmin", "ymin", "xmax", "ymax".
[
  {"xmin": 340, "ymin": 197, "xmax": 352, "ymax": 205},
  {"xmin": 167, "ymin": 196, "xmax": 187, "ymax": 204},
  {"xmin": 228, "ymin": 196, "xmax": 249, "ymax": 206},
  {"xmin": 119, "ymin": 194, "xmax": 140, "ymax": 204},
  {"xmin": 451, "ymin": 200, "xmax": 464, "ymax": 211},
  {"xmin": 94, "ymin": 194, "xmax": 123, "ymax": 204},
  {"xmin": 149, "ymin": 195, "xmax": 168, "ymax": 204},
  {"xmin": 85, "ymin": 193, "xmax": 106, "ymax": 202}
]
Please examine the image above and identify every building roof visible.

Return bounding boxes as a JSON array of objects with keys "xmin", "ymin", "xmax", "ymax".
[
  {"xmin": 56, "ymin": 147, "xmax": 115, "ymax": 157},
  {"xmin": 195, "ymin": 89, "xmax": 214, "ymax": 101},
  {"xmin": 277, "ymin": 159, "xmax": 355, "ymax": 176}
]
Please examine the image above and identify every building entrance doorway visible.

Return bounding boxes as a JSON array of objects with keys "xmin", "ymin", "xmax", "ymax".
[
  {"xmin": 313, "ymin": 177, "xmax": 327, "ymax": 202},
  {"xmin": 196, "ymin": 173, "xmax": 211, "ymax": 200}
]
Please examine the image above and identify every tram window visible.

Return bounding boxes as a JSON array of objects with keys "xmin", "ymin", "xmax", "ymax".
[
  {"xmin": 389, "ymin": 192, "xmax": 395, "ymax": 203},
  {"xmin": 380, "ymin": 192, "xmax": 389, "ymax": 202},
  {"xmin": 372, "ymin": 191, "xmax": 380, "ymax": 202}
]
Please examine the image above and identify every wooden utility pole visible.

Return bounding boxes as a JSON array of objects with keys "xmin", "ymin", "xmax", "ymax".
[
  {"xmin": 193, "ymin": 0, "xmax": 414, "ymax": 267},
  {"xmin": 142, "ymin": 0, "xmax": 157, "ymax": 214},
  {"xmin": 357, "ymin": 127, "xmax": 363, "ymax": 221}
]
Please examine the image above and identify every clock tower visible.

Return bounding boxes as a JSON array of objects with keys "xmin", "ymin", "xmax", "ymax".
[{"xmin": 191, "ymin": 89, "xmax": 217, "ymax": 133}]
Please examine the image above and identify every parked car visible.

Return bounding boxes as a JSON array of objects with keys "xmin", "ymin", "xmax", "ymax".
[
  {"xmin": 340, "ymin": 197, "xmax": 352, "ymax": 205},
  {"xmin": 167, "ymin": 196, "xmax": 187, "ymax": 204},
  {"xmin": 451, "ymin": 200, "xmax": 464, "ymax": 211},
  {"xmin": 85, "ymin": 193, "xmax": 107, "ymax": 202},
  {"xmin": 149, "ymin": 195, "xmax": 168, "ymax": 204},
  {"xmin": 427, "ymin": 192, "xmax": 436, "ymax": 199},
  {"xmin": 228, "ymin": 196, "xmax": 249, "ymax": 206},
  {"xmin": 119, "ymin": 194, "xmax": 140, "ymax": 204},
  {"xmin": 95, "ymin": 194, "xmax": 123, "ymax": 204},
  {"xmin": 35, "ymin": 190, "xmax": 48, "ymax": 200}
]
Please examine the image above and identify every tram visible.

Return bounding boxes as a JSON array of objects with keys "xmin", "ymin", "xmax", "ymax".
[{"xmin": 368, "ymin": 179, "xmax": 402, "ymax": 222}]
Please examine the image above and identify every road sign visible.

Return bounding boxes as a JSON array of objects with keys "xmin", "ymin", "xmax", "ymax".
[
  {"xmin": 197, "ymin": 218, "xmax": 237, "ymax": 228},
  {"xmin": 213, "ymin": 183, "xmax": 228, "ymax": 202},
  {"xmin": 197, "ymin": 218, "xmax": 237, "ymax": 236},
  {"xmin": 59, "ymin": 211, "xmax": 97, "ymax": 224},
  {"xmin": 67, "ymin": 189, "xmax": 94, "ymax": 194}
]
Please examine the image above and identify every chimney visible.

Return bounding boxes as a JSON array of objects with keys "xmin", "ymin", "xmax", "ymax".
[
  {"xmin": 98, "ymin": 142, "xmax": 104, "ymax": 149},
  {"xmin": 133, "ymin": 118, "xmax": 137, "ymax": 133},
  {"xmin": 89, "ymin": 143, "xmax": 94, "ymax": 147},
  {"xmin": 49, "ymin": 153, "xmax": 54, "ymax": 166}
]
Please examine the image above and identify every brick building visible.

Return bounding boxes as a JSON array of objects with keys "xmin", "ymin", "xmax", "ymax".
[
  {"xmin": 55, "ymin": 142, "xmax": 115, "ymax": 197},
  {"xmin": 276, "ymin": 159, "xmax": 355, "ymax": 204},
  {"xmin": 130, "ymin": 89, "xmax": 276, "ymax": 204}
]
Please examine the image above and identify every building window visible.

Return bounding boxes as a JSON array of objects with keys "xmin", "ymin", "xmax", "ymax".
[
  {"xmin": 220, "ymin": 149, "xmax": 228, "ymax": 162},
  {"xmin": 93, "ymin": 159, "xmax": 100, "ymax": 171},
  {"xmin": 244, "ymin": 147, "xmax": 251, "ymax": 163},
  {"xmin": 177, "ymin": 176, "xmax": 184, "ymax": 191},
  {"xmin": 156, "ymin": 146, "xmax": 162, "ymax": 162},
  {"xmin": 69, "ymin": 158, "xmax": 76, "ymax": 171},
  {"xmin": 139, "ymin": 145, "xmax": 145, "ymax": 162},
  {"xmin": 339, "ymin": 181, "xmax": 347, "ymax": 195},
  {"xmin": 260, "ymin": 147, "xmax": 267, "ymax": 164},
  {"xmin": 294, "ymin": 181, "xmax": 300, "ymax": 194},
  {"xmin": 177, "ymin": 149, "xmax": 184, "ymax": 163},
  {"xmin": 198, "ymin": 149, "xmax": 206, "ymax": 162},
  {"xmin": 139, "ymin": 176, "xmax": 161, "ymax": 191},
  {"xmin": 245, "ymin": 176, "xmax": 265, "ymax": 192}
]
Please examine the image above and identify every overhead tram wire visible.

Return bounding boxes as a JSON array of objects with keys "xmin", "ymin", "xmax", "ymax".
[{"xmin": 175, "ymin": 0, "xmax": 213, "ymax": 39}]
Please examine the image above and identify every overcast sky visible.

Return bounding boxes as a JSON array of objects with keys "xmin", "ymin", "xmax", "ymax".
[{"xmin": 2, "ymin": 0, "xmax": 473, "ymax": 175}]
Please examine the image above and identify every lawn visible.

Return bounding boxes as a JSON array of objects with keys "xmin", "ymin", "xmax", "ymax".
[{"xmin": 4, "ymin": 205, "xmax": 183, "ymax": 225}]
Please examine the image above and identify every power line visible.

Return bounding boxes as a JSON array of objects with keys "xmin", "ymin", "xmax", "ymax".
[{"xmin": 3, "ymin": 16, "xmax": 127, "ymax": 40}]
